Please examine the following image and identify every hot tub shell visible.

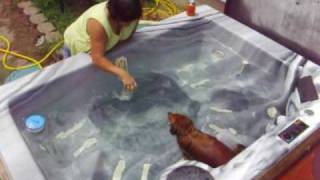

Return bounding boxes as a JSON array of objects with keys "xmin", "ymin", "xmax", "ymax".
[{"xmin": 0, "ymin": 6, "xmax": 320, "ymax": 180}]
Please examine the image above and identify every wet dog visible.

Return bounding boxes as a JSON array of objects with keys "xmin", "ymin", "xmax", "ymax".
[{"xmin": 168, "ymin": 112, "xmax": 244, "ymax": 168}]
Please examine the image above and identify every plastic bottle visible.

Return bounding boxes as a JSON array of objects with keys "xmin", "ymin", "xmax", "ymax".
[
  {"xmin": 114, "ymin": 56, "xmax": 133, "ymax": 101},
  {"xmin": 186, "ymin": 0, "xmax": 196, "ymax": 16}
]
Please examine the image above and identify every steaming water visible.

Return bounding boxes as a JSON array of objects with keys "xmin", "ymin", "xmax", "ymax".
[{"xmin": 8, "ymin": 21, "xmax": 291, "ymax": 179}]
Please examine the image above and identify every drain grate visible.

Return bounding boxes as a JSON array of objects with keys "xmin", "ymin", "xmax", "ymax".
[{"xmin": 167, "ymin": 166, "xmax": 214, "ymax": 180}]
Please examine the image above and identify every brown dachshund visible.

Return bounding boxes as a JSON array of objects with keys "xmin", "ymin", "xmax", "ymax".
[{"xmin": 168, "ymin": 112, "xmax": 244, "ymax": 168}]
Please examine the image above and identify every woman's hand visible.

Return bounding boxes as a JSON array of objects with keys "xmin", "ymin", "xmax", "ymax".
[
  {"xmin": 118, "ymin": 71, "xmax": 137, "ymax": 91},
  {"xmin": 88, "ymin": 19, "xmax": 137, "ymax": 92}
]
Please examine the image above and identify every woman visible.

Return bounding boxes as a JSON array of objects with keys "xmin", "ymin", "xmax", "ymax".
[{"xmin": 64, "ymin": 0, "xmax": 142, "ymax": 91}]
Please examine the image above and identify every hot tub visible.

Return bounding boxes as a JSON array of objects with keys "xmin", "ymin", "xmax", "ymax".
[{"xmin": 1, "ymin": 6, "xmax": 320, "ymax": 180}]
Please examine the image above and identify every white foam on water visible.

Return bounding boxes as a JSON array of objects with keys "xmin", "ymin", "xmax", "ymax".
[
  {"xmin": 56, "ymin": 119, "xmax": 87, "ymax": 140},
  {"xmin": 73, "ymin": 137, "xmax": 98, "ymax": 157},
  {"xmin": 190, "ymin": 79, "xmax": 210, "ymax": 88},
  {"xmin": 140, "ymin": 163, "xmax": 151, "ymax": 180},
  {"xmin": 177, "ymin": 64, "xmax": 195, "ymax": 73},
  {"xmin": 113, "ymin": 160, "xmax": 126, "ymax": 180},
  {"xmin": 209, "ymin": 106, "xmax": 233, "ymax": 113}
]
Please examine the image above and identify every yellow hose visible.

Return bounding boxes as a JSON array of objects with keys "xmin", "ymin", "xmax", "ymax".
[
  {"xmin": 0, "ymin": 35, "xmax": 63, "ymax": 71},
  {"xmin": 143, "ymin": 0, "xmax": 179, "ymax": 17}
]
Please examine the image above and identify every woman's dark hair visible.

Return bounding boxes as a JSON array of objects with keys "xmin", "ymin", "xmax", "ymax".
[{"xmin": 108, "ymin": 0, "xmax": 142, "ymax": 22}]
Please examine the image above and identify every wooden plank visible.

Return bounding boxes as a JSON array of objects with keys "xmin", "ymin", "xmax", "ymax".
[
  {"xmin": 197, "ymin": 0, "xmax": 225, "ymax": 12},
  {"xmin": 0, "ymin": 157, "xmax": 10, "ymax": 180},
  {"xmin": 258, "ymin": 129, "xmax": 320, "ymax": 180},
  {"xmin": 277, "ymin": 143, "xmax": 320, "ymax": 180}
]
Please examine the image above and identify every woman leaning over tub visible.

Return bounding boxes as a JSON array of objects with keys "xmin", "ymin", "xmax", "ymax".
[{"xmin": 64, "ymin": 0, "xmax": 141, "ymax": 91}]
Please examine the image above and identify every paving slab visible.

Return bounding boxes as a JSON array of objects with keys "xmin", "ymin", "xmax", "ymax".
[
  {"xmin": 23, "ymin": 6, "xmax": 40, "ymax": 16},
  {"xmin": 17, "ymin": 1, "xmax": 33, "ymax": 9},
  {"xmin": 45, "ymin": 31, "xmax": 62, "ymax": 43},
  {"xmin": 29, "ymin": 13, "xmax": 47, "ymax": 25},
  {"xmin": 37, "ymin": 22, "xmax": 56, "ymax": 34}
]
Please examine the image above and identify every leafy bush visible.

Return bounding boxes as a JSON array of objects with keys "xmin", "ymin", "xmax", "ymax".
[
  {"xmin": 31, "ymin": 0, "xmax": 160, "ymax": 32},
  {"xmin": 32, "ymin": 0, "xmax": 78, "ymax": 32}
]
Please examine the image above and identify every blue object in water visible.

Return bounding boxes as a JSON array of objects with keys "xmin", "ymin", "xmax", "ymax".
[{"xmin": 25, "ymin": 114, "xmax": 46, "ymax": 133}]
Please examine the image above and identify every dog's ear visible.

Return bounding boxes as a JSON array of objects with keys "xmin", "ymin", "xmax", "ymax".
[{"xmin": 180, "ymin": 118, "xmax": 194, "ymax": 130}]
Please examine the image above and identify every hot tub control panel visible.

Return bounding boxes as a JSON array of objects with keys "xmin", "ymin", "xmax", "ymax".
[{"xmin": 279, "ymin": 120, "xmax": 309, "ymax": 144}]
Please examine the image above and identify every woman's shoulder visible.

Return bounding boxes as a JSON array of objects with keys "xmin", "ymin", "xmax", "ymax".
[
  {"xmin": 85, "ymin": 2, "xmax": 111, "ymax": 32},
  {"xmin": 84, "ymin": 1, "xmax": 107, "ymax": 16}
]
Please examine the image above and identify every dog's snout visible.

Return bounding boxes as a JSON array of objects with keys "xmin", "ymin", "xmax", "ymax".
[{"xmin": 168, "ymin": 112, "xmax": 172, "ymax": 116}]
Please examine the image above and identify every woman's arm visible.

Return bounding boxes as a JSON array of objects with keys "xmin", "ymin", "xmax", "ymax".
[
  {"xmin": 87, "ymin": 19, "xmax": 137, "ymax": 91},
  {"xmin": 87, "ymin": 18, "xmax": 124, "ymax": 76}
]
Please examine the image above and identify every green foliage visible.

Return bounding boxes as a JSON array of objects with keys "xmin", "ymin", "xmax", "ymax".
[
  {"xmin": 30, "ymin": 0, "xmax": 157, "ymax": 33},
  {"xmin": 32, "ymin": 0, "xmax": 77, "ymax": 33}
]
